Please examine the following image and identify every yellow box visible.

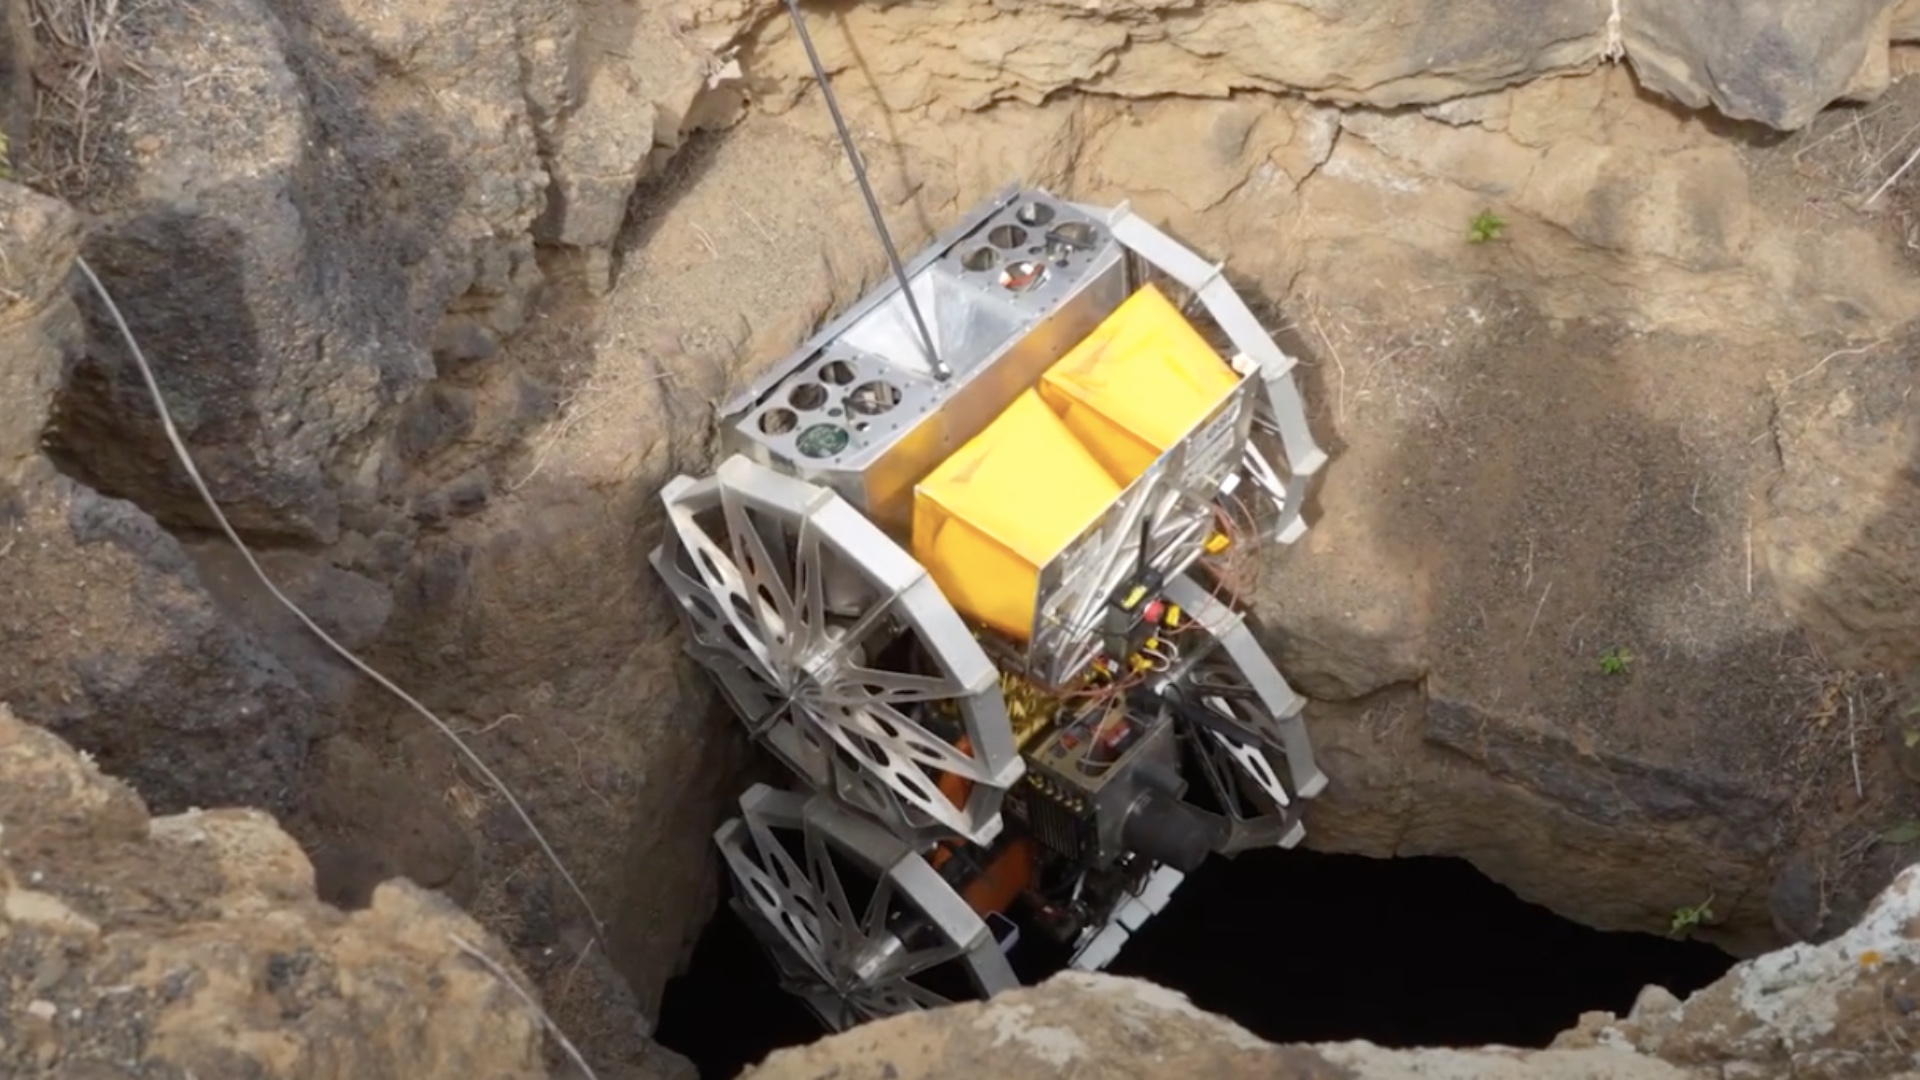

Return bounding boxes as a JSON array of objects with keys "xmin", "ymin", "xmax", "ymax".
[
  {"xmin": 1037, "ymin": 283, "xmax": 1242, "ymax": 484},
  {"xmin": 912, "ymin": 390, "xmax": 1122, "ymax": 641}
]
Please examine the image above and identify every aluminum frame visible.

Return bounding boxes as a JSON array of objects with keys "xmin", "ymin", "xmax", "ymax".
[
  {"xmin": 717, "ymin": 187, "xmax": 1130, "ymax": 538},
  {"xmin": 658, "ymin": 185, "xmax": 1338, "ymax": 1030}
]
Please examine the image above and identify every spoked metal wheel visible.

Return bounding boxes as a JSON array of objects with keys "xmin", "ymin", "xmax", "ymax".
[
  {"xmin": 1172, "ymin": 700, "xmax": 1306, "ymax": 854},
  {"xmin": 651, "ymin": 454, "xmax": 1023, "ymax": 846},
  {"xmin": 718, "ymin": 784, "xmax": 1020, "ymax": 1031},
  {"xmin": 1156, "ymin": 573, "xmax": 1327, "ymax": 852}
]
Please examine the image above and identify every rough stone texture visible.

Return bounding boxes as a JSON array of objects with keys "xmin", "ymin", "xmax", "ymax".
[
  {"xmin": 1759, "ymin": 329, "xmax": 1920, "ymax": 676},
  {"xmin": 46, "ymin": 0, "xmax": 577, "ymax": 542},
  {"xmin": 535, "ymin": 2, "xmax": 749, "ymax": 292},
  {"xmin": 1556, "ymin": 864, "xmax": 1920, "ymax": 1079},
  {"xmin": 745, "ymin": 867, "xmax": 1920, "ymax": 1080},
  {"xmin": 0, "ymin": 183, "xmax": 79, "ymax": 475},
  {"xmin": 185, "ymin": 543, "xmax": 395, "ymax": 715},
  {"xmin": 733, "ymin": 0, "xmax": 1613, "ymax": 113},
  {"xmin": 0, "ymin": 702, "xmax": 553, "ymax": 1079},
  {"xmin": 0, "ymin": 468, "xmax": 326, "ymax": 816},
  {"xmin": 1620, "ymin": 0, "xmax": 1900, "ymax": 130},
  {"xmin": 0, "ymin": 178, "xmax": 323, "ymax": 817},
  {"xmin": 725, "ymin": 0, "xmax": 1912, "ymax": 133}
]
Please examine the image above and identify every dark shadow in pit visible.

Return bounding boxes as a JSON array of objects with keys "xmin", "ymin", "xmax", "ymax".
[
  {"xmin": 1103, "ymin": 848, "xmax": 1733, "ymax": 1048},
  {"xmin": 654, "ymin": 847, "xmax": 1736, "ymax": 1079}
]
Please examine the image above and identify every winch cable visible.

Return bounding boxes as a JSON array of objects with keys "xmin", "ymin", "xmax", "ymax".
[
  {"xmin": 781, "ymin": 0, "xmax": 949, "ymax": 381},
  {"xmin": 71, "ymin": 256, "xmax": 609, "ymax": 963}
]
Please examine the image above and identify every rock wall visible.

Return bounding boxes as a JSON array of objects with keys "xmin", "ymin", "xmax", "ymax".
[
  {"xmin": 741, "ymin": 864, "xmax": 1920, "ymax": 1080},
  {"xmin": 10, "ymin": 0, "xmax": 754, "ymax": 1060},
  {"xmin": 0, "ymin": 702, "xmax": 551, "ymax": 1078},
  {"xmin": 0, "ymin": 182, "xmax": 326, "ymax": 816},
  {"xmin": 726, "ymin": 0, "xmax": 1920, "ymax": 130},
  {"xmin": 8, "ymin": 0, "xmax": 1920, "ymax": 1072}
]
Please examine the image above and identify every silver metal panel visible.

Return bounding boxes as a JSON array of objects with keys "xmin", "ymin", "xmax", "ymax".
[{"xmin": 719, "ymin": 188, "xmax": 1132, "ymax": 536}]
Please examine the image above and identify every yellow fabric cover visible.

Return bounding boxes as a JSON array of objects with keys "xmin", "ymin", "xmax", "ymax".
[
  {"xmin": 912, "ymin": 390, "xmax": 1121, "ymax": 641},
  {"xmin": 1037, "ymin": 283, "xmax": 1240, "ymax": 484}
]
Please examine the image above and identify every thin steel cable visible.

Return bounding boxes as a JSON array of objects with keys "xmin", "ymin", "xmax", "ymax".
[
  {"xmin": 782, "ymin": 0, "xmax": 948, "ymax": 380},
  {"xmin": 72, "ymin": 256, "xmax": 608, "ymax": 949}
]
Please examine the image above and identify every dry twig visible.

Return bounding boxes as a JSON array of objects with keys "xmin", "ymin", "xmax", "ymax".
[
  {"xmin": 449, "ymin": 933, "xmax": 599, "ymax": 1080},
  {"xmin": 27, "ymin": 0, "xmax": 150, "ymax": 193}
]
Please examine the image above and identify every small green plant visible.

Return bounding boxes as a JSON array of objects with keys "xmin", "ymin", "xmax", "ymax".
[
  {"xmin": 1882, "ymin": 820, "xmax": 1920, "ymax": 845},
  {"xmin": 1598, "ymin": 646, "xmax": 1633, "ymax": 676},
  {"xmin": 1467, "ymin": 210, "xmax": 1506, "ymax": 244},
  {"xmin": 1669, "ymin": 894, "xmax": 1715, "ymax": 939}
]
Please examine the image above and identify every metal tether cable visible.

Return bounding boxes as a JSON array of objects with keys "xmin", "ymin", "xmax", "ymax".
[{"xmin": 781, "ymin": 0, "xmax": 948, "ymax": 380}]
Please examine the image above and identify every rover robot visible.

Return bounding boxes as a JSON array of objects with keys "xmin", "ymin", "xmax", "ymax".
[{"xmin": 648, "ymin": 185, "xmax": 1328, "ymax": 1031}]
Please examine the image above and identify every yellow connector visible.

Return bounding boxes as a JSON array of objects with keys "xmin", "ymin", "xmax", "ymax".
[
  {"xmin": 1163, "ymin": 604, "xmax": 1183, "ymax": 628},
  {"xmin": 1120, "ymin": 584, "xmax": 1148, "ymax": 610},
  {"xmin": 1203, "ymin": 531, "xmax": 1231, "ymax": 555}
]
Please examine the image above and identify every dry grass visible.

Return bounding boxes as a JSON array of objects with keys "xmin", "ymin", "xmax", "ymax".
[
  {"xmin": 1776, "ymin": 651, "xmax": 1898, "ymax": 850},
  {"xmin": 24, "ymin": 0, "xmax": 150, "ymax": 196},
  {"xmin": 1787, "ymin": 87, "xmax": 1920, "ymax": 256},
  {"xmin": 1791, "ymin": 99, "xmax": 1920, "ymax": 197}
]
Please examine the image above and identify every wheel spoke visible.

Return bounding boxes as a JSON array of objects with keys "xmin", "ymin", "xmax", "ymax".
[
  {"xmin": 882, "ymin": 941, "xmax": 969, "ymax": 984},
  {"xmin": 819, "ymin": 700, "xmax": 992, "ymax": 784},
  {"xmin": 804, "ymin": 826, "xmax": 861, "ymax": 956},
  {"xmin": 815, "ymin": 665, "xmax": 966, "ymax": 706},
  {"xmin": 680, "ymin": 527, "xmax": 779, "ymax": 679},
  {"xmin": 860, "ymin": 873, "xmax": 897, "ymax": 936},
  {"xmin": 723, "ymin": 491, "xmax": 801, "ymax": 668},
  {"xmin": 792, "ymin": 515, "xmax": 829, "ymax": 657}
]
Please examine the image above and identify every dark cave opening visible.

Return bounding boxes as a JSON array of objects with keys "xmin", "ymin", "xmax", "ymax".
[{"xmin": 655, "ymin": 848, "xmax": 1737, "ymax": 1079}]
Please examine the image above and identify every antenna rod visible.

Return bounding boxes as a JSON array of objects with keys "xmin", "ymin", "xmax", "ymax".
[{"xmin": 782, "ymin": 0, "xmax": 950, "ymax": 380}]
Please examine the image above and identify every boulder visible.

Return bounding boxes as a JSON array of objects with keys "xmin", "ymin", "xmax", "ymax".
[
  {"xmin": 1619, "ymin": 0, "xmax": 1899, "ymax": 130},
  {"xmin": 0, "ymin": 467, "xmax": 326, "ymax": 816},
  {"xmin": 536, "ymin": 3, "xmax": 750, "ymax": 292},
  {"xmin": 48, "ymin": 0, "xmax": 576, "ymax": 542},
  {"xmin": 0, "ymin": 702, "xmax": 551, "ymax": 1079},
  {"xmin": 0, "ymin": 179, "xmax": 323, "ymax": 816}
]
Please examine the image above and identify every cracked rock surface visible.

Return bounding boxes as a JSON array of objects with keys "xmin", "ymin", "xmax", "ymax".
[{"xmin": 0, "ymin": 702, "xmax": 549, "ymax": 1079}]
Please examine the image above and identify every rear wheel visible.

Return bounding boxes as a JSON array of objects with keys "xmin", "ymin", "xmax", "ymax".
[{"xmin": 717, "ymin": 784, "xmax": 1021, "ymax": 1031}]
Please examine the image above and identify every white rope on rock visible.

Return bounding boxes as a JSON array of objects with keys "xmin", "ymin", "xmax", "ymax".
[{"xmin": 70, "ymin": 255, "xmax": 609, "ymax": 950}]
